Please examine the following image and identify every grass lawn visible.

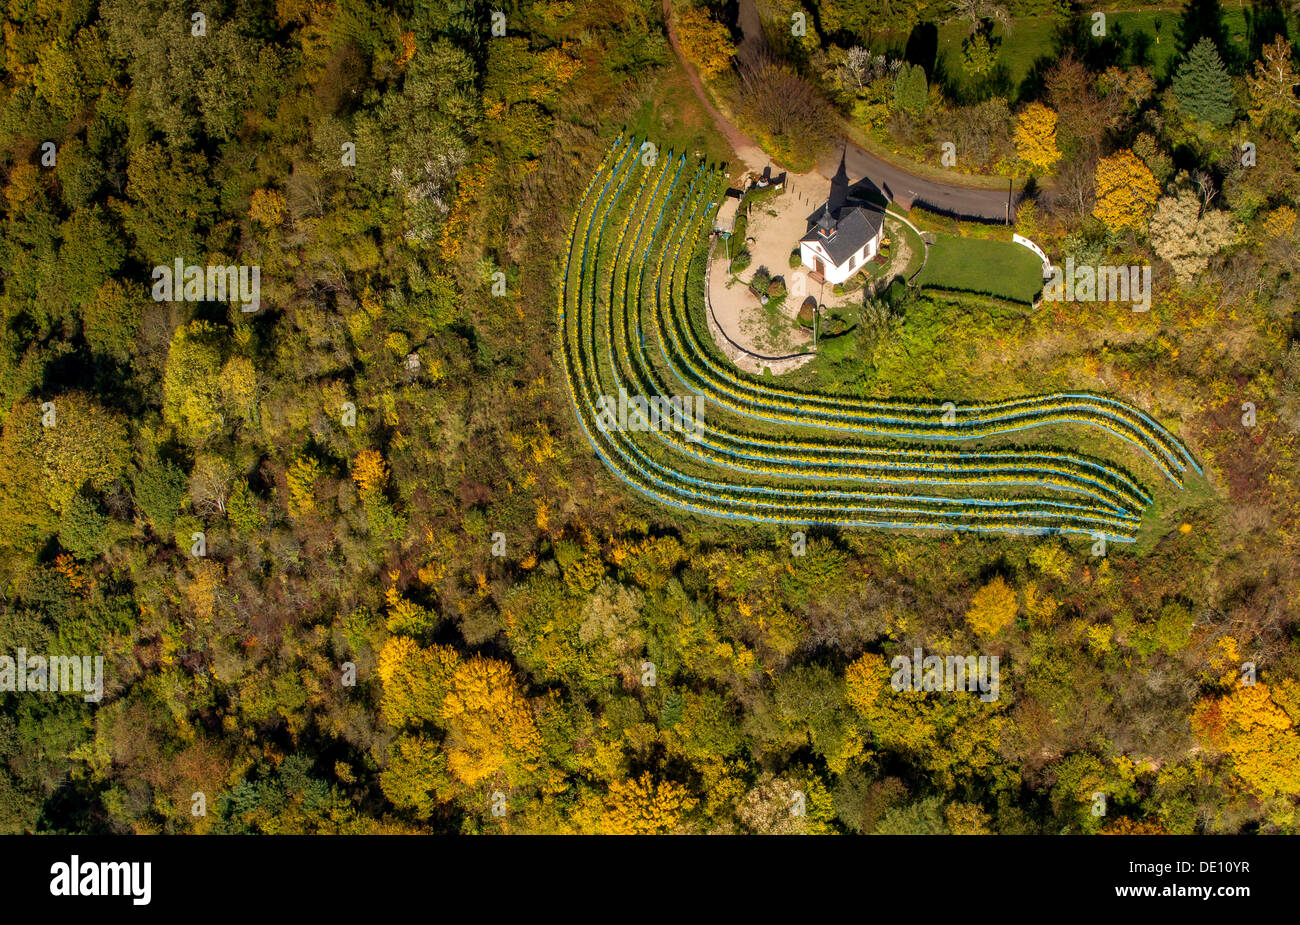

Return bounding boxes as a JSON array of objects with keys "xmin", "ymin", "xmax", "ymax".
[
  {"xmin": 917, "ymin": 234, "xmax": 1044, "ymax": 303},
  {"xmin": 933, "ymin": 17, "xmax": 1057, "ymax": 91},
  {"xmin": 1106, "ymin": 8, "xmax": 1251, "ymax": 78}
]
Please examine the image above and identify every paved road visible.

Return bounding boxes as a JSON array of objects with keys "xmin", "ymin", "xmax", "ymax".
[{"xmin": 818, "ymin": 144, "xmax": 1019, "ymax": 223}]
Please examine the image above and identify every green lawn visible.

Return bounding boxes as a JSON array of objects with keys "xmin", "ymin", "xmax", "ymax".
[
  {"xmin": 917, "ymin": 234, "xmax": 1044, "ymax": 303},
  {"xmin": 933, "ymin": 17, "xmax": 1057, "ymax": 91},
  {"xmin": 1106, "ymin": 8, "xmax": 1251, "ymax": 77}
]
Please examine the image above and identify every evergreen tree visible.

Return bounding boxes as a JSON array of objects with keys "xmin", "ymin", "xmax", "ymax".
[
  {"xmin": 1173, "ymin": 38, "xmax": 1236, "ymax": 126},
  {"xmin": 892, "ymin": 63, "xmax": 928, "ymax": 117}
]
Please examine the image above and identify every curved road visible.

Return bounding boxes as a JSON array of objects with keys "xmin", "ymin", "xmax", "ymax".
[
  {"xmin": 664, "ymin": 0, "xmax": 1018, "ymax": 222},
  {"xmin": 822, "ymin": 144, "xmax": 1017, "ymax": 222}
]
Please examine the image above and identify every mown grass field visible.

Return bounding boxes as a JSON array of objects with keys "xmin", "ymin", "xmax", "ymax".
[{"xmin": 917, "ymin": 234, "xmax": 1044, "ymax": 303}]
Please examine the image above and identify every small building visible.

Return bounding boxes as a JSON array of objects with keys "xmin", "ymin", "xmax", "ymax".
[
  {"xmin": 713, "ymin": 188, "xmax": 741, "ymax": 233},
  {"xmin": 799, "ymin": 150, "xmax": 884, "ymax": 285}
]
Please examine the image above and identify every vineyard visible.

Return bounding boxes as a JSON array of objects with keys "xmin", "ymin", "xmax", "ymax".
[{"xmin": 558, "ymin": 137, "xmax": 1201, "ymax": 543}]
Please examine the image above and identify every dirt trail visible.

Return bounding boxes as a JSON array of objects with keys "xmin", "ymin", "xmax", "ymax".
[{"xmin": 661, "ymin": 0, "xmax": 769, "ymax": 176}]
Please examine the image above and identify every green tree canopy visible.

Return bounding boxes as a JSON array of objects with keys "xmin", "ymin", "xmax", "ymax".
[{"xmin": 1173, "ymin": 38, "xmax": 1236, "ymax": 126}]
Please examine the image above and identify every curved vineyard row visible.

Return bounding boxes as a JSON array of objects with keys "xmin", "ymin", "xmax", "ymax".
[
  {"xmin": 588, "ymin": 155, "xmax": 1138, "ymax": 530},
  {"xmin": 606, "ymin": 162, "xmax": 1142, "ymax": 523},
  {"xmin": 557, "ymin": 138, "xmax": 1199, "ymax": 542}
]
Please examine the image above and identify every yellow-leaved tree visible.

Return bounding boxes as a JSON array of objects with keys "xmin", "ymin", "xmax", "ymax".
[
  {"xmin": 966, "ymin": 576, "xmax": 1018, "ymax": 636},
  {"xmin": 844, "ymin": 652, "xmax": 1010, "ymax": 791},
  {"xmin": 439, "ymin": 655, "xmax": 544, "ymax": 788},
  {"xmin": 1192, "ymin": 681, "xmax": 1300, "ymax": 798},
  {"xmin": 1263, "ymin": 205, "xmax": 1296, "ymax": 239},
  {"xmin": 603, "ymin": 772, "xmax": 695, "ymax": 834},
  {"xmin": 1093, "ymin": 149, "xmax": 1160, "ymax": 231},
  {"xmin": 248, "ymin": 188, "xmax": 286, "ymax": 227},
  {"xmin": 1013, "ymin": 102, "xmax": 1061, "ymax": 171},
  {"xmin": 845, "ymin": 651, "xmax": 938, "ymax": 754},
  {"xmin": 285, "ymin": 456, "xmax": 321, "ymax": 516},
  {"xmin": 675, "ymin": 5, "xmax": 735, "ymax": 80},
  {"xmin": 352, "ymin": 449, "xmax": 389, "ymax": 499},
  {"xmin": 376, "ymin": 635, "xmax": 460, "ymax": 728}
]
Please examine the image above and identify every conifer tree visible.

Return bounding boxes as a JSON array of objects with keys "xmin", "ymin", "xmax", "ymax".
[{"xmin": 1173, "ymin": 38, "xmax": 1236, "ymax": 126}]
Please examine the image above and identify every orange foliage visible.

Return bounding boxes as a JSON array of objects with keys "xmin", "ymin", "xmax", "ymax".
[
  {"xmin": 1192, "ymin": 682, "xmax": 1300, "ymax": 798},
  {"xmin": 603, "ymin": 773, "xmax": 694, "ymax": 834}
]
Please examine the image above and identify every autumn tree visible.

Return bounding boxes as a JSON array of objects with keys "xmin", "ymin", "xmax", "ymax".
[
  {"xmin": 37, "ymin": 394, "xmax": 128, "ymax": 514},
  {"xmin": 966, "ymin": 576, "xmax": 1018, "ymax": 636},
  {"xmin": 162, "ymin": 321, "xmax": 229, "ymax": 447},
  {"xmin": 0, "ymin": 394, "xmax": 129, "ymax": 552},
  {"xmin": 377, "ymin": 636, "xmax": 460, "ymax": 729},
  {"xmin": 944, "ymin": 801, "xmax": 993, "ymax": 834},
  {"xmin": 1132, "ymin": 132, "xmax": 1175, "ymax": 185},
  {"xmin": 1263, "ymin": 205, "xmax": 1296, "ymax": 239},
  {"xmin": 1193, "ymin": 682, "xmax": 1300, "ymax": 799},
  {"xmin": 1247, "ymin": 35, "xmax": 1300, "ymax": 133},
  {"xmin": 1045, "ymin": 54, "xmax": 1106, "ymax": 156},
  {"xmin": 844, "ymin": 652, "xmax": 1009, "ymax": 791},
  {"xmin": 249, "ymin": 188, "xmax": 286, "ymax": 227},
  {"xmin": 1149, "ymin": 183, "xmax": 1234, "ymax": 283},
  {"xmin": 1092, "ymin": 150, "xmax": 1160, "ymax": 231},
  {"xmin": 285, "ymin": 456, "xmax": 321, "ymax": 517},
  {"xmin": 675, "ymin": 5, "xmax": 734, "ymax": 80},
  {"xmin": 381, "ymin": 735, "xmax": 454, "ymax": 816},
  {"xmin": 353, "ymin": 449, "xmax": 389, "ymax": 499},
  {"xmin": 1097, "ymin": 66, "xmax": 1155, "ymax": 130},
  {"xmin": 439, "ymin": 656, "xmax": 544, "ymax": 788},
  {"xmin": 736, "ymin": 772, "xmax": 833, "ymax": 834},
  {"xmin": 603, "ymin": 773, "xmax": 694, "ymax": 834},
  {"xmin": 1013, "ymin": 102, "xmax": 1061, "ymax": 171},
  {"xmin": 1049, "ymin": 753, "xmax": 1139, "ymax": 833}
]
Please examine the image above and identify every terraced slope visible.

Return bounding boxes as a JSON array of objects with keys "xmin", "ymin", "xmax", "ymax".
[{"xmin": 558, "ymin": 138, "xmax": 1200, "ymax": 543}]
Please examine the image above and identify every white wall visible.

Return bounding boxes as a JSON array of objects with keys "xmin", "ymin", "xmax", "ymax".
[{"xmin": 801, "ymin": 234, "xmax": 879, "ymax": 285}]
